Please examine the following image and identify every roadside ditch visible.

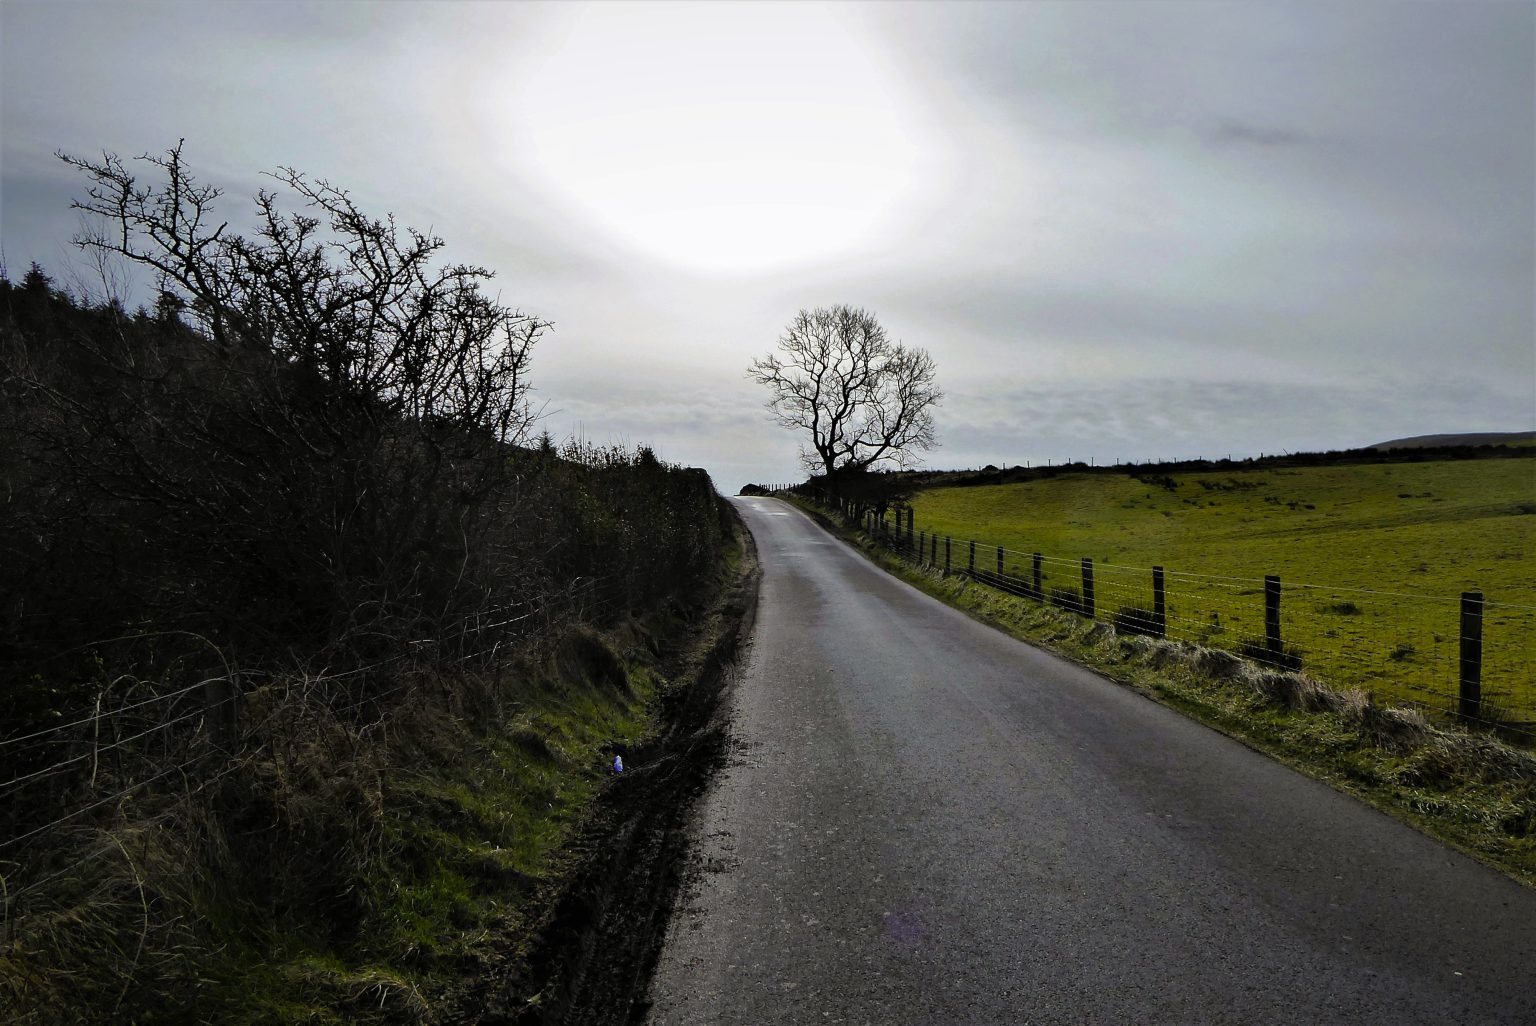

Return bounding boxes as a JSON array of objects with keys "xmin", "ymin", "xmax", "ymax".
[{"xmin": 442, "ymin": 515, "xmax": 760, "ymax": 1025}]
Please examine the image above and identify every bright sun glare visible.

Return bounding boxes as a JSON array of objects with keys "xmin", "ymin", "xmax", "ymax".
[{"xmin": 502, "ymin": 6, "xmax": 934, "ymax": 276}]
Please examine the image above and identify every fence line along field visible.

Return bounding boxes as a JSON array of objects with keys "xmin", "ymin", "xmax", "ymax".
[{"xmin": 906, "ymin": 457, "xmax": 1536, "ymax": 732}]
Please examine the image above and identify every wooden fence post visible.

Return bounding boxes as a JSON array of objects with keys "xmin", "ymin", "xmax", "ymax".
[
  {"xmin": 1265, "ymin": 575, "xmax": 1282, "ymax": 659},
  {"xmin": 204, "ymin": 676, "xmax": 238, "ymax": 753},
  {"xmin": 1152, "ymin": 566, "xmax": 1167, "ymax": 638},
  {"xmin": 919, "ymin": 530, "xmax": 926, "ymax": 564},
  {"xmin": 1032, "ymin": 553, "xmax": 1043, "ymax": 599},
  {"xmin": 1460, "ymin": 591, "xmax": 1484, "ymax": 723},
  {"xmin": 1081, "ymin": 558, "xmax": 1095, "ymax": 619},
  {"xmin": 931, "ymin": 532, "xmax": 938, "ymax": 566},
  {"xmin": 968, "ymin": 540, "xmax": 976, "ymax": 575},
  {"xmin": 996, "ymin": 545, "xmax": 1004, "ymax": 581}
]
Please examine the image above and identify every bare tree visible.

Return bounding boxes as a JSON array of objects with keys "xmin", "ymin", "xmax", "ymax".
[
  {"xmin": 749, "ymin": 305, "xmax": 941, "ymax": 478},
  {"xmin": 58, "ymin": 142, "xmax": 544, "ymax": 448},
  {"xmin": 23, "ymin": 143, "xmax": 552, "ymax": 655}
]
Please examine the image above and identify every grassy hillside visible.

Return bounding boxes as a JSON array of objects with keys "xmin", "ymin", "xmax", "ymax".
[
  {"xmin": 909, "ymin": 458, "xmax": 1536, "ymax": 726},
  {"xmin": 1371, "ymin": 431, "xmax": 1536, "ymax": 450}
]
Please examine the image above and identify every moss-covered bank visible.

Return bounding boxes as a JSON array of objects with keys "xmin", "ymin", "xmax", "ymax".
[{"xmin": 2, "ymin": 515, "xmax": 756, "ymax": 1025}]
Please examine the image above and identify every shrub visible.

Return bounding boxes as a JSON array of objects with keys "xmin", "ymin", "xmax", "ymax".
[
  {"xmin": 1113, "ymin": 606, "xmax": 1163, "ymax": 638},
  {"xmin": 1132, "ymin": 472, "xmax": 1178, "ymax": 492},
  {"xmin": 1237, "ymin": 636, "xmax": 1305, "ymax": 672},
  {"xmin": 1048, "ymin": 586, "xmax": 1084, "ymax": 615}
]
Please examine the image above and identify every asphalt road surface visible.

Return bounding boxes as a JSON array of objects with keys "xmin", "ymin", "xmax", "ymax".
[{"xmin": 644, "ymin": 497, "xmax": 1536, "ymax": 1026}]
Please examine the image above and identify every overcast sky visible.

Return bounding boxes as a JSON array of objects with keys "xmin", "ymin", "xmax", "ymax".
[{"xmin": 3, "ymin": 1, "xmax": 1532, "ymax": 491}]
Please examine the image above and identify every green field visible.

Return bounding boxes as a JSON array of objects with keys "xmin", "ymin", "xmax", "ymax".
[{"xmin": 908, "ymin": 458, "xmax": 1536, "ymax": 726}]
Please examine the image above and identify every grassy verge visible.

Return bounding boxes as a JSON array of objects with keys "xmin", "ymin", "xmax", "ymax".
[
  {"xmin": 224, "ymin": 632, "xmax": 664, "ymax": 1024},
  {"xmin": 2, "ymin": 518, "xmax": 754, "ymax": 1025},
  {"xmin": 793, "ymin": 498, "xmax": 1536, "ymax": 889}
]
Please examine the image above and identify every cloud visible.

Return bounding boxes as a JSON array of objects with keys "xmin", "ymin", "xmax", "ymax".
[
  {"xmin": 1206, "ymin": 119, "xmax": 1309, "ymax": 148},
  {"xmin": 935, "ymin": 375, "xmax": 1533, "ymax": 470},
  {"xmin": 4, "ymin": 1, "xmax": 1531, "ymax": 490},
  {"xmin": 540, "ymin": 377, "xmax": 791, "ymax": 492}
]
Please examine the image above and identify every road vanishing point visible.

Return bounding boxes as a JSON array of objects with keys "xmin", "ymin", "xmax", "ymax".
[{"xmin": 645, "ymin": 497, "xmax": 1536, "ymax": 1026}]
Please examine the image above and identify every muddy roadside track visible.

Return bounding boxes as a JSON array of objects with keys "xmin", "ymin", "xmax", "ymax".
[{"xmin": 443, "ymin": 506, "xmax": 760, "ymax": 1026}]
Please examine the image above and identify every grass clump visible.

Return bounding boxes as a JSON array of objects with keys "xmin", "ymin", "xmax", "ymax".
[
  {"xmin": 1236, "ymin": 636, "xmax": 1305, "ymax": 672},
  {"xmin": 1047, "ymin": 586, "xmax": 1084, "ymax": 615},
  {"xmin": 1113, "ymin": 606, "xmax": 1163, "ymax": 638}
]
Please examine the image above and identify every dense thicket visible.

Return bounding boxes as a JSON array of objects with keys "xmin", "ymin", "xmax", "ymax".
[
  {"xmin": 0, "ymin": 266, "xmax": 722, "ymax": 742},
  {"xmin": 4, "ymin": 156, "xmax": 727, "ymax": 765},
  {"xmin": 0, "ymin": 152, "xmax": 729, "ymax": 1025}
]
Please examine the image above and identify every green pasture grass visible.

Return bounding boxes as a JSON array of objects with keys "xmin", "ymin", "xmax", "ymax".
[{"xmin": 910, "ymin": 458, "xmax": 1536, "ymax": 725}]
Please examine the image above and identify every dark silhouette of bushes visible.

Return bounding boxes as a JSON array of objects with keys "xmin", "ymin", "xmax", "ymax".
[
  {"xmin": 0, "ymin": 146, "xmax": 727, "ymax": 759},
  {"xmin": 0, "ymin": 150, "xmax": 731, "ymax": 1025},
  {"xmin": 794, "ymin": 467, "xmax": 915, "ymax": 528},
  {"xmin": 1132, "ymin": 472, "xmax": 1179, "ymax": 492},
  {"xmin": 0, "ymin": 269, "xmax": 722, "ymax": 697}
]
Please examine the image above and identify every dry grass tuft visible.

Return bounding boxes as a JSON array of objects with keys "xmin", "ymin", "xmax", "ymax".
[
  {"xmin": 1356, "ymin": 703, "xmax": 1435, "ymax": 748},
  {"xmin": 1191, "ymin": 647, "xmax": 1244, "ymax": 680},
  {"xmin": 1112, "ymin": 626, "xmax": 1536, "ymax": 798}
]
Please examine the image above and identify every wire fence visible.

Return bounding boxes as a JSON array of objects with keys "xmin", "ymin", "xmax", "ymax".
[
  {"xmin": 0, "ymin": 572, "xmax": 631, "ymax": 925},
  {"xmin": 859, "ymin": 509, "xmax": 1535, "ymax": 744}
]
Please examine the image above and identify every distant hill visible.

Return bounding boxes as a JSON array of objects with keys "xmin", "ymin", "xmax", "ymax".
[{"xmin": 1370, "ymin": 431, "xmax": 1536, "ymax": 450}]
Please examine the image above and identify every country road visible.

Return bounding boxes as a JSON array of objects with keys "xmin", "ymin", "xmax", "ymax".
[{"xmin": 644, "ymin": 497, "xmax": 1536, "ymax": 1026}]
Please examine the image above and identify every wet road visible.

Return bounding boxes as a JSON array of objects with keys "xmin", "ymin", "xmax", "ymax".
[{"xmin": 645, "ymin": 497, "xmax": 1536, "ymax": 1025}]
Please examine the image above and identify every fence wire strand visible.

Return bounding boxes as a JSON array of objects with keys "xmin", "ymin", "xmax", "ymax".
[
  {"xmin": 1, "ymin": 569, "xmax": 637, "ymax": 905},
  {"xmin": 866, "ymin": 509, "xmax": 1533, "ymax": 738}
]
